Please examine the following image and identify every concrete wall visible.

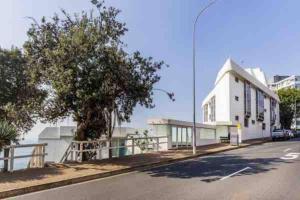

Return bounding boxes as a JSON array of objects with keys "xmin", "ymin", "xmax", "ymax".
[{"xmin": 39, "ymin": 137, "xmax": 73, "ymax": 163}]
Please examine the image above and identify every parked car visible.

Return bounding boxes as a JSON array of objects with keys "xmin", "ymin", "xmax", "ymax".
[
  {"xmin": 285, "ymin": 129, "xmax": 294, "ymax": 139},
  {"xmin": 272, "ymin": 129, "xmax": 288, "ymax": 141},
  {"xmin": 297, "ymin": 130, "xmax": 300, "ymax": 137}
]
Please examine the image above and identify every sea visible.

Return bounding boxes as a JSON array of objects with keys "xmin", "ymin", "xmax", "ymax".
[{"xmin": 0, "ymin": 138, "xmax": 38, "ymax": 171}]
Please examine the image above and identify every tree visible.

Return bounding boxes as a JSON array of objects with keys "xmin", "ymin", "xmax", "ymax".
[
  {"xmin": 24, "ymin": 0, "xmax": 173, "ymax": 149},
  {"xmin": 277, "ymin": 88, "xmax": 300, "ymax": 129},
  {"xmin": 0, "ymin": 47, "xmax": 46, "ymax": 134}
]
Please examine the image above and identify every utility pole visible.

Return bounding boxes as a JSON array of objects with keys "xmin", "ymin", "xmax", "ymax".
[
  {"xmin": 192, "ymin": 0, "xmax": 217, "ymax": 155},
  {"xmin": 295, "ymin": 99, "xmax": 298, "ymax": 132}
]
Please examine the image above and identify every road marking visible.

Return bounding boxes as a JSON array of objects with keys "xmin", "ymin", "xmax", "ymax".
[
  {"xmin": 284, "ymin": 148, "xmax": 291, "ymax": 152},
  {"xmin": 280, "ymin": 152, "xmax": 300, "ymax": 160},
  {"xmin": 220, "ymin": 167, "xmax": 251, "ymax": 181}
]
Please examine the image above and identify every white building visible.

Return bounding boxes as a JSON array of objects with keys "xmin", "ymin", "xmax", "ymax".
[
  {"xmin": 268, "ymin": 75, "xmax": 300, "ymax": 91},
  {"xmin": 268, "ymin": 75, "xmax": 300, "ymax": 129},
  {"xmin": 38, "ymin": 126, "xmax": 140, "ymax": 162},
  {"xmin": 202, "ymin": 58, "xmax": 280, "ymax": 141}
]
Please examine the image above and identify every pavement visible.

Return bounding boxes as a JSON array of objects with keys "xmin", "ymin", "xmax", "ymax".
[
  {"xmin": 0, "ymin": 140, "xmax": 266, "ymax": 199},
  {"xmin": 10, "ymin": 138, "xmax": 300, "ymax": 200}
]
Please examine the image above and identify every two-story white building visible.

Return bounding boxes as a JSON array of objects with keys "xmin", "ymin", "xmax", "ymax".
[{"xmin": 202, "ymin": 58, "xmax": 280, "ymax": 141}]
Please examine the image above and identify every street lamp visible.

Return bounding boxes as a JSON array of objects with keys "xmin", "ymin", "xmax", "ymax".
[
  {"xmin": 295, "ymin": 99, "xmax": 298, "ymax": 132},
  {"xmin": 192, "ymin": 0, "xmax": 217, "ymax": 155}
]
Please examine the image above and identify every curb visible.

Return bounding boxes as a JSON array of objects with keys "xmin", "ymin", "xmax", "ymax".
[{"xmin": 0, "ymin": 140, "xmax": 267, "ymax": 199}]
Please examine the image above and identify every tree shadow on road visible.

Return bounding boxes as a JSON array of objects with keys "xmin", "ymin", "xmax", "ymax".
[{"xmin": 142, "ymin": 154, "xmax": 292, "ymax": 183}]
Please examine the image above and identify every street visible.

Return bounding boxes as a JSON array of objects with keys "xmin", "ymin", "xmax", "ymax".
[{"xmin": 13, "ymin": 138, "xmax": 300, "ymax": 200}]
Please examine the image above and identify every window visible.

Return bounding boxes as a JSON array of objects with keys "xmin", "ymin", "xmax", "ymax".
[
  {"xmin": 262, "ymin": 123, "xmax": 266, "ymax": 130},
  {"xmin": 252, "ymin": 120, "xmax": 255, "ymax": 124},
  {"xmin": 244, "ymin": 118, "xmax": 249, "ymax": 128},
  {"xmin": 244, "ymin": 82, "xmax": 251, "ymax": 118},
  {"xmin": 209, "ymin": 96, "xmax": 216, "ymax": 122},
  {"xmin": 235, "ymin": 116, "xmax": 239, "ymax": 121},
  {"xmin": 203, "ymin": 104, "xmax": 208, "ymax": 122},
  {"xmin": 235, "ymin": 96, "xmax": 239, "ymax": 101},
  {"xmin": 256, "ymin": 89, "xmax": 265, "ymax": 121},
  {"xmin": 235, "ymin": 77, "xmax": 239, "ymax": 83}
]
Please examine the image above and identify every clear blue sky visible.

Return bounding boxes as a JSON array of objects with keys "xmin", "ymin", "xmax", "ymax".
[{"xmin": 1, "ymin": 0, "xmax": 300, "ymax": 140}]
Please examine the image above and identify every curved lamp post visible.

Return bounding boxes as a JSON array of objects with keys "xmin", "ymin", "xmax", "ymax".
[{"xmin": 192, "ymin": 0, "xmax": 217, "ymax": 155}]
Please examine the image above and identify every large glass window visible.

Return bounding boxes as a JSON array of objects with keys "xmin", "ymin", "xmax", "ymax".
[
  {"xmin": 209, "ymin": 96, "xmax": 216, "ymax": 122},
  {"xmin": 203, "ymin": 104, "xmax": 208, "ymax": 122},
  {"xmin": 256, "ymin": 89, "xmax": 264, "ymax": 121},
  {"xmin": 244, "ymin": 82, "xmax": 251, "ymax": 118}
]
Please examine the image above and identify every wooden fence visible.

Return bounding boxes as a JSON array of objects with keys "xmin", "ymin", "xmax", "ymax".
[{"xmin": 0, "ymin": 143, "xmax": 47, "ymax": 172}]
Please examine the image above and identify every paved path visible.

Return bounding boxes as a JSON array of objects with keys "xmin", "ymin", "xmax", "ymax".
[{"xmin": 13, "ymin": 138, "xmax": 300, "ymax": 200}]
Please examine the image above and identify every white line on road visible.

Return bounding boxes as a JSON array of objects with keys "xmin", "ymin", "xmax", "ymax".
[
  {"xmin": 284, "ymin": 148, "xmax": 291, "ymax": 152},
  {"xmin": 220, "ymin": 167, "xmax": 251, "ymax": 181}
]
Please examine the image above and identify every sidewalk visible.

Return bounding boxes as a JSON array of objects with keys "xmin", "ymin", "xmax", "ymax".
[{"xmin": 0, "ymin": 138, "xmax": 268, "ymax": 199}]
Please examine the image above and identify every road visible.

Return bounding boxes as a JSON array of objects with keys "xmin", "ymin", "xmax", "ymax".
[{"xmin": 12, "ymin": 138, "xmax": 300, "ymax": 200}]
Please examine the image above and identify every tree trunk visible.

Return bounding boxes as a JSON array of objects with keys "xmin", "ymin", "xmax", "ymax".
[{"xmin": 76, "ymin": 122, "xmax": 88, "ymax": 161}]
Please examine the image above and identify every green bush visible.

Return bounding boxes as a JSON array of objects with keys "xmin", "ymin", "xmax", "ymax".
[{"xmin": 0, "ymin": 121, "xmax": 18, "ymax": 152}]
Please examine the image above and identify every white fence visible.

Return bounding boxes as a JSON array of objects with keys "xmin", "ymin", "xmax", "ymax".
[
  {"xmin": 0, "ymin": 143, "xmax": 47, "ymax": 172},
  {"xmin": 61, "ymin": 136, "xmax": 168, "ymax": 163}
]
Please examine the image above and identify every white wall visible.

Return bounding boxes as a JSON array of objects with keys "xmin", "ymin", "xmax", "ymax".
[
  {"xmin": 202, "ymin": 73, "xmax": 231, "ymax": 123},
  {"xmin": 229, "ymin": 73, "xmax": 244, "ymax": 123},
  {"xmin": 39, "ymin": 137, "xmax": 73, "ymax": 163}
]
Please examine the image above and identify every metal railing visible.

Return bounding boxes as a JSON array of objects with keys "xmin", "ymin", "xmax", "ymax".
[
  {"xmin": 61, "ymin": 136, "xmax": 168, "ymax": 163},
  {"xmin": 0, "ymin": 143, "xmax": 47, "ymax": 172}
]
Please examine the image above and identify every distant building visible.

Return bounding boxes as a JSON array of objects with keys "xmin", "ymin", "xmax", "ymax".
[
  {"xmin": 202, "ymin": 58, "xmax": 280, "ymax": 141},
  {"xmin": 268, "ymin": 75, "xmax": 300, "ymax": 129},
  {"xmin": 268, "ymin": 75, "xmax": 300, "ymax": 91}
]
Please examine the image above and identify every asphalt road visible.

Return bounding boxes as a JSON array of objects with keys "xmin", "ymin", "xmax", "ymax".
[{"xmin": 12, "ymin": 138, "xmax": 300, "ymax": 200}]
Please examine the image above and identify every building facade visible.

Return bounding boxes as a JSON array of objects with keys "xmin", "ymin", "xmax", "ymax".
[
  {"xmin": 268, "ymin": 75, "xmax": 300, "ymax": 91},
  {"xmin": 202, "ymin": 58, "xmax": 280, "ymax": 141},
  {"xmin": 268, "ymin": 75, "xmax": 300, "ymax": 129}
]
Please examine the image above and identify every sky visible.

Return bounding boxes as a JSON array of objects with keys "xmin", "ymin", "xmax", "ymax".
[{"xmin": 1, "ymin": 0, "xmax": 300, "ymax": 141}]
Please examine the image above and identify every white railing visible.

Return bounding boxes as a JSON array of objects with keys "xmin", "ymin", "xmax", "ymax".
[
  {"xmin": 0, "ymin": 143, "xmax": 47, "ymax": 172},
  {"xmin": 61, "ymin": 136, "xmax": 168, "ymax": 163}
]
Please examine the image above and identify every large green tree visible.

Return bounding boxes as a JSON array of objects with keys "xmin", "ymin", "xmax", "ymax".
[
  {"xmin": 0, "ymin": 47, "xmax": 46, "ymax": 134},
  {"xmin": 277, "ymin": 88, "xmax": 300, "ymax": 129},
  {"xmin": 24, "ymin": 1, "xmax": 173, "ymax": 143}
]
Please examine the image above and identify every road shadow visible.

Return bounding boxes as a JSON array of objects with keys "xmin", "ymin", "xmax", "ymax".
[
  {"xmin": 0, "ymin": 167, "xmax": 63, "ymax": 185},
  {"xmin": 142, "ymin": 154, "xmax": 292, "ymax": 183}
]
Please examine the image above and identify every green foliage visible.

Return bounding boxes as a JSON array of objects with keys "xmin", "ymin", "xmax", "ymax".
[
  {"xmin": 277, "ymin": 88, "xmax": 300, "ymax": 129},
  {"xmin": 0, "ymin": 121, "xmax": 18, "ymax": 151},
  {"xmin": 24, "ymin": 0, "xmax": 172, "ymax": 141},
  {"xmin": 0, "ymin": 47, "xmax": 46, "ymax": 133}
]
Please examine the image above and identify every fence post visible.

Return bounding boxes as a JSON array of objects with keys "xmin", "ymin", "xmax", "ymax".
[
  {"xmin": 70, "ymin": 143, "xmax": 74, "ymax": 161},
  {"xmin": 156, "ymin": 138, "xmax": 159, "ymax": 151},
  {"xmin": 98, "ymin": 141, "xmax": 102, "ymax": 160},
  {"xmin": 79, "ymin": 142, "xmax": 83, "ymax": 163},
  {"xmin": 131, "ymin": 139, "xmax": 135, "ymax": 155},
  {"xmin": 9, "ymin": 147, "xmax": 14, "ymax": 172},
  {"xmin": 3, "ymin": 147, "xmax": 9, "ymax": 172},
  {"xmin": 41, "ymin": 145, "xmax": 46, "ymax": 168}
]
